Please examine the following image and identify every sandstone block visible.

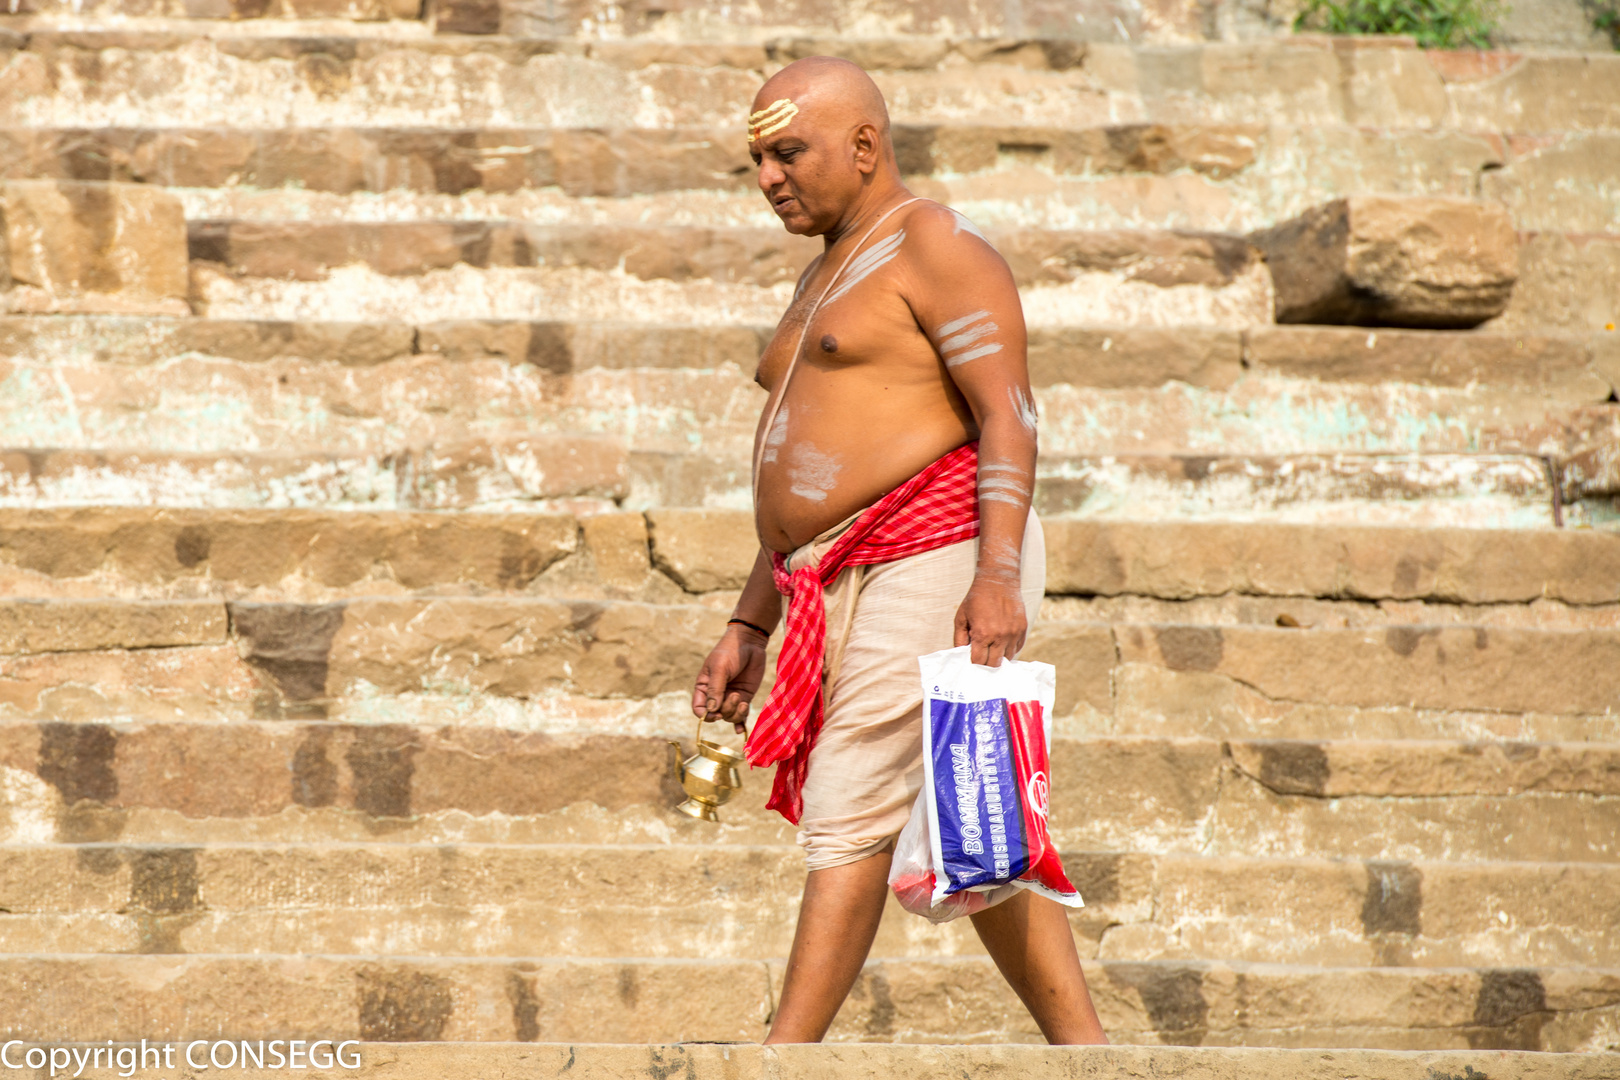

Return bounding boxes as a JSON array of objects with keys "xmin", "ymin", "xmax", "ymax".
[
  {"xmin": 1040, "ymin": 520, "xmax": 1620, "ymax": 605},
  {"xmin": 323, "ymin": 598, "xmax": 727, "ymax": 700},
  {"xmin": 1020, "ymin": 623, "xmax": 1114, "ymax": 715},
  {"xmin": 580, "ymin": 511, "xmax": 650, "ymax": 590},
  {"xmin": 1215, "ymin": 766, "xmax": 1620, "ymax": 864},
  {"xmin": 1245, "ymin": 326, "xmax": 1610, "ymax": 400},
  {"xmin": 1, "ymin": 181, "xmax": 188, "ymax": 316},
  {"xmin": 417, "ymin": 320, "xmax": 572, "ymax": 374},
  {"xmin": 996, "ymin": 229, "xmax": 1259, "ymax": 290},
  {"xmin": 647, "ymin": 509, "xmax": 757, "ymax": 593},
  {"xmin": 0, "ymin": 599, "xmax": 226, "ymax": 654},
  {"xmin": 405, "ymin": 436, "xmax": 628, "ymax": 508},
  {"xmin": 1487, "ymin": 230, "xmax": 1620, "ymax": 333},
  {"xmin": 1252, "ymin": 197, "xmax": 1518, "ymax": 329},
  {"xmin": 1115, "ymin": 624, "xmax": 1620, "ymax": 716},
  {"xmin": 0, "ymin": 509, "xmax": 578, "ymax": 596},
  {"xmin": 1027, "ymin": 328, "xmax": 1242, "ymax": 390},
  {"xmin": 1227, "ymin": 739, "xmax": 1620, "ymax": 798}
]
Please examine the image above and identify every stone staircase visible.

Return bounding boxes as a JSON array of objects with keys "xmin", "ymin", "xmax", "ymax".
[{"xmin": 1, "ymin": 0, "xmax": 1618, "ymax": 1074}]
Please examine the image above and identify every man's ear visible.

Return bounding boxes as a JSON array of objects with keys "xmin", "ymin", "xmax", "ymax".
[{"xmin": 851, "ymin": 122, "xmax": 881, "ymax": 175}]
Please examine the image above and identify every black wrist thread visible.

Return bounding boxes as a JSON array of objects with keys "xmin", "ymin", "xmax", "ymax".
[{"xmin": 728, "ymin": 617, "xmax": 772, "ymax": 640}]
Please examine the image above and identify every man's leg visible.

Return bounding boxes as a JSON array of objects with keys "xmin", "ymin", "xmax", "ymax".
[
  {"xmin": 764, "ymin": 851, "xmax": 893, "ymax": 1044},
  {"xmin": 970, "ymin": 889, "xmax": 1108, "ymax": 1044}
]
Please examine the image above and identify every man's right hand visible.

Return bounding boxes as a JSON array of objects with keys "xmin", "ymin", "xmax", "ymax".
[{"xmin": 692, "ymin": 625, "xmax": 769, "ymax": 734}]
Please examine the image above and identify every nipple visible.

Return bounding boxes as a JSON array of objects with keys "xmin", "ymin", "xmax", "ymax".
[{"xmin": 820, "ymin": 334, "xmax": 838, "ymax": 353}]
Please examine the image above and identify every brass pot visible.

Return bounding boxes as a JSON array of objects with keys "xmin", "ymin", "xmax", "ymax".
[{"xmin": 668, "ymin": 720, "xmax": 745, "ymax": 822}]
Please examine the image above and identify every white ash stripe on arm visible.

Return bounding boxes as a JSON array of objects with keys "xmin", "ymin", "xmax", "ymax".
[
  {"xmin": 822, "ymin": 230, "xmax": 906, "ymax": 307},
  {"xmin": 1008, "ymin": 385, "xmax": 1039, "ymax": 436},
  {"xmin": 934, "ymin": 310, "xmax": 1004, "ymax": 367},
  {"xmin": 978, "ymin": 459, "xmax": 1032, "ymax": 509}
]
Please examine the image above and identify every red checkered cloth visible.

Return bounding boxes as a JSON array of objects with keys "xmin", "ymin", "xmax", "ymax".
[{"xmin": 747, "ymin": 441, "xmax": 981, "ymax": 823}]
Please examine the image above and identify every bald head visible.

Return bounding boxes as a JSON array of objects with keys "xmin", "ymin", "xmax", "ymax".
[
  {"xmin": 749, "ymin": 57, "xmax": 904, "ymax": 238},
  {"xmin": 751, "ymin": 56, "xmax": 892, "ymax": 147}
]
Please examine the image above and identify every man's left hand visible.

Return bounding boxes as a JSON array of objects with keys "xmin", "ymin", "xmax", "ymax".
[{"xmin": 953, "ymin": 577, "xmax": 1028, "ymax": 667}]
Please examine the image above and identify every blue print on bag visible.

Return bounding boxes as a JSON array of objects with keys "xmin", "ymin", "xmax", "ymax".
[{"xmin": 928, "ymin": 696, "xmax": 1030, "ymax": 894}]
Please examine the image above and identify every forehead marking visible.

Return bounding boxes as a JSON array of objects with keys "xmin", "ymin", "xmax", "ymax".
[{"xmin": 748, "ymin": 98, "xmax": 800, "ymax": 142}]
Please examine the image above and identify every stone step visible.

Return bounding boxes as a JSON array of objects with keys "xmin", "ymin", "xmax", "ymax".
[
  {"xmin": 0, "ymin": 442, "xmax": 1600, "ymax": 527},
  {"xmin": 4, "ymin": 596, "xmax": 1620, "ymax": 717},
  {"xmin": 3, "ymin": 34, "xmax": 1618, "ymax": 135},
  {"xmin": 6, "ymin": 715, "xmax": 1618, "ymax": 857},
  {"xmin": 7, "ymin": 0, "xmax": 425, "ymax": 20},
  {"xmin": 0, "ymin": 440, "xmax": 628, "ymax": 510},
  {"xmin": 9, "ymin": 124, "xmax": 1617, "ymax": 237},
  {"xmin": 176, "ymin": 229, "xmax": 1619, "ymax": 336},
  {"xmin": 645, "ymin": 451, "xmax": 1581, "ymax": 528},
  {"xmin": 7, "ymin": 1043, "xmax": 1609, "ymax": 1080},
  {"xmin": 3, "ymin": 507, "xmax": 1618, "ymax": 606},
  {"xmin": 179, "ymin": 219, "xmax": 1278, "ymax": 329},
  {"xmin": 2, "ymin": 318, "xmax": 1613, "ymax": 480},
  {"xmin": 5, "ymin": 597, "xmax": 1620, "ymax": 727},
  {"xmin": 1, "ymin": 953, "xmax": 1615, "ymax": 1049},
  {"xmin": 5, "ymin": 844, "xmax": 1614, "ymax": 969}
]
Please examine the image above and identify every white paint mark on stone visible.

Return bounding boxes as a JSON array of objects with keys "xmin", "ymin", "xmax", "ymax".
[
  {"xmin": 788, "ymin": 442, "xmax": 842, "ymax": 502},
  {"xmin": 823, "ymin": 231, "xmax": 905, "ymax": 307}
]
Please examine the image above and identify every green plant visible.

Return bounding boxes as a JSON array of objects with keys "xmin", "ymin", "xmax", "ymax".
[
  {"xmin": 1584, "ymin": 0, "xmax": 1620, "ymax": 49},
  {"xmin": 1293, "ymin": 0, "xmax": 1502, "ymax": 49}
]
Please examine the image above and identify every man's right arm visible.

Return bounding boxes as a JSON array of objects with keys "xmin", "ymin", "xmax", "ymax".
[{"xmin": 692, "ymin": 547, "xmax": 783, "ymax": 733}]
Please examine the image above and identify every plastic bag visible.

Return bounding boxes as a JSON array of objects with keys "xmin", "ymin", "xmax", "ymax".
[{"xmin": 887, "ymin": 646, "xmax": 1083, "ymax": 921}]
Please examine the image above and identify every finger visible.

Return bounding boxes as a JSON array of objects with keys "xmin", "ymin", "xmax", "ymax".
[
  {"xmin": 692, "ymin": 672, "xmax": 710, "ymax": 717},
  {"xmin": 953, "ymin": 606, "xmax": 970, "ymax": 648},
  {"xmin": 970, "ymin": 636, "xmax": 988, "ymax": 666}
]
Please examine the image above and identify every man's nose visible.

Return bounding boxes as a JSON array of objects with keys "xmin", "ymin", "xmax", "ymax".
[{"xmin": 757, "ymin": 158, "xmax": 785, "ymax": 193}]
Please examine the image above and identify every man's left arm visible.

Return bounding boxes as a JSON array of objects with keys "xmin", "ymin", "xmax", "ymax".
[{"xmin": 904, "ymin": 208, "xmax": 1037, "ymax": 667}]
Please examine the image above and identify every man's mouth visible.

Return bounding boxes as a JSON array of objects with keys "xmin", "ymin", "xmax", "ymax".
[{"xmin": 772, "ymin": 195, "xmax": 797, "ymax": 212}]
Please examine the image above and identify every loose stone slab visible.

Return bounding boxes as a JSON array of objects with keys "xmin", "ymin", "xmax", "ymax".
[{"xmin": 1252, "ymin": 197, "xmax": 1518, "ymax": 329}]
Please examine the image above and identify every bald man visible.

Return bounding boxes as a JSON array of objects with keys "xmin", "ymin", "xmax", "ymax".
[{"xmin": 690, "ymin": 57, "xmax": 1108, "ymax": 1045}]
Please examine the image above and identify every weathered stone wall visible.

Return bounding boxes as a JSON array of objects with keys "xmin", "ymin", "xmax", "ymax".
[{"xmin": 0, "ymin": 0, "xmax": 1616, "ymax": 1063}]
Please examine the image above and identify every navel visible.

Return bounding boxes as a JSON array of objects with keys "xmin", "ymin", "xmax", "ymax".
[{"xmin": 820, "ymin": 334, "xmax": 838, "ymax": 353}]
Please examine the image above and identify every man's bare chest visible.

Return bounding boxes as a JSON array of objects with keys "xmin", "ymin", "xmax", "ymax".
[{"xmin": 756, "ymin": 274, "xmax": 933, "ymax": 392}]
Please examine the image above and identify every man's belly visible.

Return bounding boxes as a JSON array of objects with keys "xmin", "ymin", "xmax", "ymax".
[{"xmin": 754, "ymin": 411, "xmax": 974, "ymax": 552}]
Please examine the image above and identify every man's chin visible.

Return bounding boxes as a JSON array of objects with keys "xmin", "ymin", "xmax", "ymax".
[{"xmin": 776, "ymin": 213, "xmax": 831, "ymax": 238}]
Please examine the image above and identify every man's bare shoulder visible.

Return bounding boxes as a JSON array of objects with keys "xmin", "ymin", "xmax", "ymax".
[{"xmin": 895, "ymin": 201, "xmax": 1008, "ymax": 280}]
